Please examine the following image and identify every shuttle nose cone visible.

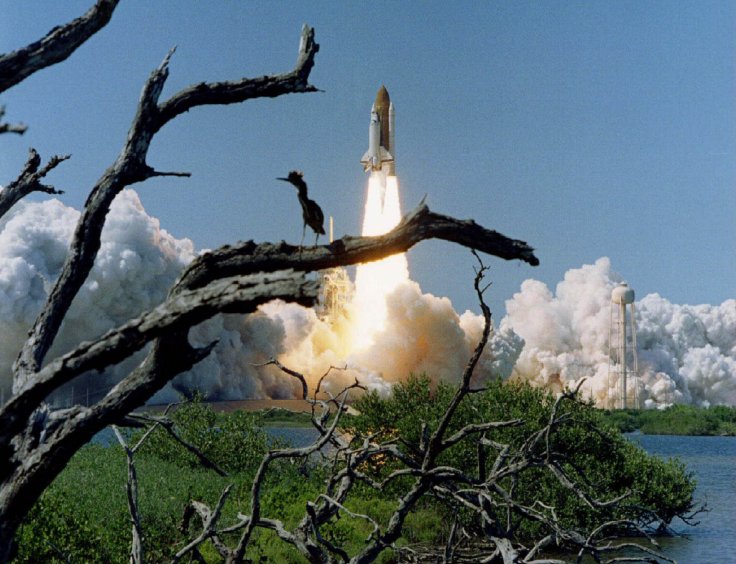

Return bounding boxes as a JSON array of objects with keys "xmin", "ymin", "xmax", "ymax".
[{"xmin": 375, "ymin": 85, "xmax": 390, "ymax": 109}]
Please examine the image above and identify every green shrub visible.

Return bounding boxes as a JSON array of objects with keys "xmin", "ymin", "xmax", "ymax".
[
  {"xmin": 15, "ymin": 387, "xmax": 698, "ymax": 562},
  {"xmin": 137, "ymin": 399, "xmax": 272, "ymax": 474},
  {"xmin": 348, "ymin": 375, "xmax": 696, "ymax": 541},
  {"xmin": 15, "ymin": 402, "xmax": 286, "ymax": 562}
]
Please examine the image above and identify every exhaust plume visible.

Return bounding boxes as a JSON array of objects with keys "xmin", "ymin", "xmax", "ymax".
[{"xmin": 0, "ymin": 192, "xmax": 732, "ymax": 407}]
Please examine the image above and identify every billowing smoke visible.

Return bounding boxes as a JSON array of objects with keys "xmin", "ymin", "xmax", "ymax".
[
  {"xmin": 0, "ymin": 190, "xmax": 519, "ymax": 404},
  {"xmin": 173, "ymin": 278, "xmax": 523, "ymax": 403},
  {"xmin": 0, "ymin": 189, "xmax": 195, "ymax": 401},
  {"xmin": 503, "ymin": 257, "xmax": 736, "ymax": 407},
  {"xmin": 1, "ymin": 192, "xmax": 733, "ymax": 408}
]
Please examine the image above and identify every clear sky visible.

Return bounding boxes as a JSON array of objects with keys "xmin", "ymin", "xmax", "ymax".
[{"xmin": 1, "ymin": 1, "xmax": 733, "ymax": 317}]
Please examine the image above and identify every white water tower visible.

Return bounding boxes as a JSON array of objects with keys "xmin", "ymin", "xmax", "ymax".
[{"xmin": 608, "ymin": 283, "xmax": 640, "ymax": 409}]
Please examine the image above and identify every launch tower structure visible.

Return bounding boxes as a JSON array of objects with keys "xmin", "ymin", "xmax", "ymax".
[
  {"xmin": 608, "ymin": 283, "xmax": 640, "ymax": 409},
  {"xmin": 319, "ymin": 217, "xmax": 353, "ymax": 320}
]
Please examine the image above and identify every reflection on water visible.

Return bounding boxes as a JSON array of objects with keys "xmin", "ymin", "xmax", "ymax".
[{"xmin": 627, "ymin": 434, "xmax": 736, "ymax": 563}]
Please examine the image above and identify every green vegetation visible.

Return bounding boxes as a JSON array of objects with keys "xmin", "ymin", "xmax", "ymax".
[
  {"xmin": 348, "ymin": 376, "xmax": 696, "ymax": 540},
  {"xmin": 258, "ymin": 407, "xmax": 315, "ymax": 428},
  {"xmin": 14, "ymin": 401, "xmax": 439, "ymax": 562},
  {"xmin": 15, "ymin": 382, "xmax": 697, "ymax": 562},
  {"xmin": 603, "ymin": 404, "xmax": 736, "ymax": 436}
]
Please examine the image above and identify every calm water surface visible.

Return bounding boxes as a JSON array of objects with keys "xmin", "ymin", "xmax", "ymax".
[{"xmin": 627, "ymin": 434, "xmax": 736, "ymax": 563}]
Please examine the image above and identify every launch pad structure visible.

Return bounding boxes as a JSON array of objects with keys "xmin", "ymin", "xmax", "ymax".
[
  {"xmin": 319, "ymin": 217, "xmax": 353, "ymax": 319},
  {"xmin": 320, "ymin": 267, "xmax": 353, "ymax": 319}
]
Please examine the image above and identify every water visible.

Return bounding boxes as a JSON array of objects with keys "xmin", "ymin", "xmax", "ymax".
[
  {"xmin": 628, "ymin": 434, "xmax": 736, "ymax": 563},
  {"xmin": 266, "ymin": 426, "xmax": 321, "ymax": 448}
]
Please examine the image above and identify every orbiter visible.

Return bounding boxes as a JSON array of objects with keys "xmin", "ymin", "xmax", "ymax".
[{"xmin": 360, "ymin": 85, "xmax": 395, "ymax": 175}]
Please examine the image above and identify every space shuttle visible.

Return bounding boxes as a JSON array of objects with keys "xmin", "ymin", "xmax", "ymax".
[{"xmin": 360, "ymin": 85, "xmax": 395, "ymax": 175}]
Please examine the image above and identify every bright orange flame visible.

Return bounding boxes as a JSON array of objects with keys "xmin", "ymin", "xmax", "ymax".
[{"xmin": 352, "ymin": 173, "xmax": 409, "ymax": 347}]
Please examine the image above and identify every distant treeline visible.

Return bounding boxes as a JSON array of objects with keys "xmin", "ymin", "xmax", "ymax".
[{"xmin": 603, "ymin": 404, "xmax": 736, "ymax": 436}]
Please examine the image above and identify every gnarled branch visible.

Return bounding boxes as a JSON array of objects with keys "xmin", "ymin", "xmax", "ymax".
[
  {"xmin": 0, "ymin": 0, "xmax": 121, "ymax": 94},
  {"xmin": 175, "ymin": 202, "xmax": 539, "ymax": 296},
  {"xmin": 13, "ymin": 24, "xmax": 320, "ymax": 389},
  {"xmin": 0, "ymin": 148, "xmax": 68, "ymax": 220},
  {"xmin": 0, "ymin": 271, "xmax": 317, "ymax": 462}
]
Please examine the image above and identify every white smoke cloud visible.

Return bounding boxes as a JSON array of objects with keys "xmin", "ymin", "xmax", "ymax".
[
  {"xmin": 165, "ymin": 279, "xmax": 522, "ymax": 403},
  {"xmin": 349, "ymin": 280, "xmax": 521, "ymax": 388},
  {"xmin": 503, "ymin": 257, "xmax": 736, "ymax": 407},
  {"xmin": 0, "ymin": 189, "xmax": 194, "ymax": 401},
  {"xmin": 1, "ymin": 193, "xmax": 733, "ymax": 408}
]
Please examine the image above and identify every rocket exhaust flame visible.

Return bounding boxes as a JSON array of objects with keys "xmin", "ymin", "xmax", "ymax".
[{"xmin": 353, "ymin": 173, "xmax": 409, "ymax": 347}]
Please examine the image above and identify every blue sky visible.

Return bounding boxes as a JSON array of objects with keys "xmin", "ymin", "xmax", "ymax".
[{"xmin": 1, "ymin": 1, "xmax": 733, "ymax": 316}]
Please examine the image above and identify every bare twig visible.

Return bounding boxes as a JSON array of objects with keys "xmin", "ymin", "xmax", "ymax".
[
  {"xmin": 252, "ymin": 357, "xmax": 309, "ymax": 399},
  {"xmin": 173, "ymin": 485, "xmax": 233, "ymax": 563},
  {"xmin": 0, "ymin": 149, "xmax": 69, "ymax": 220},
  {"xmin": 0, "ymin": 106, "xmax": 27, "ymax": 135},
  {"xmin": 127, "ymin": 412, "xmax": 228, "ymax": 477},
  {"xmin": 112, "ymin": 425, "xmax": 146, "ymax": 564}
]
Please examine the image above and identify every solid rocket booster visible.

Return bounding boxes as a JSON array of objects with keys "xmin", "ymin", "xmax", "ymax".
[{"xmin": 361, "ymin": 85, "xmax": 395, "ymax": 175}]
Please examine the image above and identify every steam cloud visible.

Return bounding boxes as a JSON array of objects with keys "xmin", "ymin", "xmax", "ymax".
[
  {"xmin": 503, "ymin": 257, "xmax": 736, "ymax": 407},
  {"xmin": 0, "ymin": 191, "xmax": 733, "ymax": 407}
]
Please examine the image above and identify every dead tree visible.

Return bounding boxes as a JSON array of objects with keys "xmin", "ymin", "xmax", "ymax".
[{"xmin": 0, "ymin": 6, "xmax": 539, "ymax": 560}]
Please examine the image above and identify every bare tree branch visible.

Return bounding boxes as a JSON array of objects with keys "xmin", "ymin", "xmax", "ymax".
[
  {"xmin": 13, "ymin": 24, "xmax": 320, "ymax": 389},
  {"xmin": 0, "ymin": 272, "xmax": 317, "ymax": 448},
  {"xmin": 0, "ymin": 106, "xmax": 27, "ymax": 135},
  {"xmin": 112, "ymin": 425, "xmax": 149, "ymax": 564},
  {"xmin": 127, "ymin": 412, "xmax": 228, "ymax": 478},
  {"xmin": 156, "ymin": 24, "xmax": 319, "ymax": 131},
  {"xmin": 252, "ymin": 357, "xmax": 309, "ymax": 400},
  {"xmin": 0, "ymin": 0, "xmax": 121, "ymax": 94},
  {"xmin": 0, "ymin": 148, "xmax": 69, "ymax": 220},
  {"xmin": 173, "ymin": 485, "xmax": 233, "ymax": 563},
  {"xmin": 175, "ymin": 202, "xmax": 539, "ymax": 297}
]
